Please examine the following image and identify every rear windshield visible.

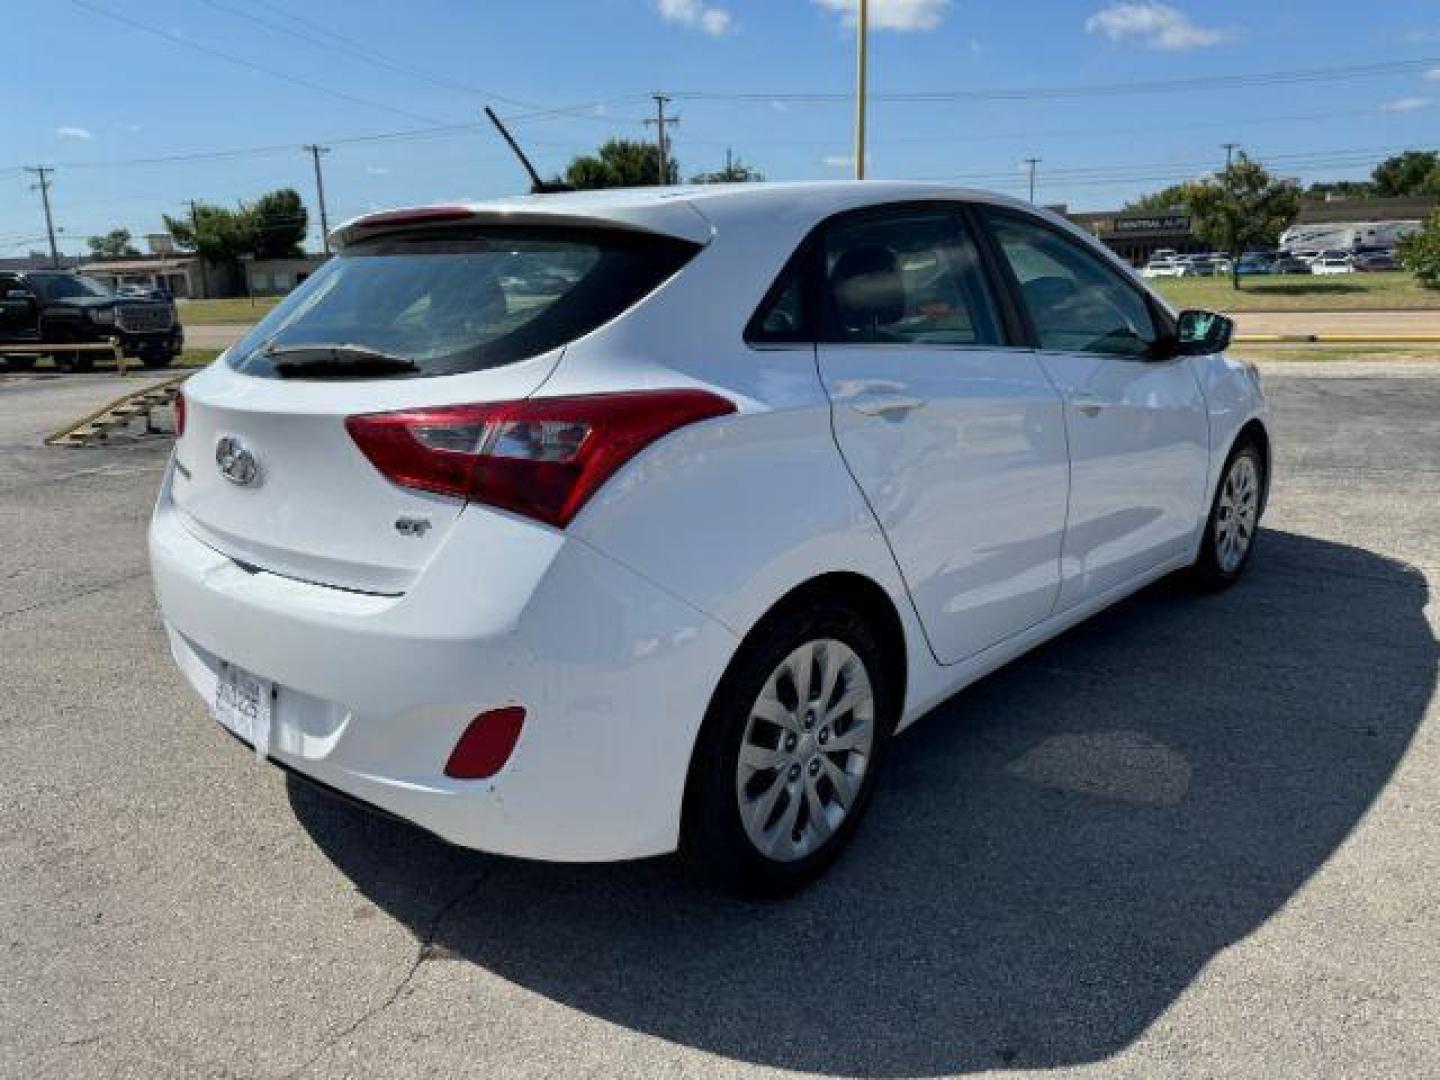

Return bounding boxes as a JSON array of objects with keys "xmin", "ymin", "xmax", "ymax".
[{"xmin": 227, "ymin": 225, "xmax": 699, "ymax": 379}]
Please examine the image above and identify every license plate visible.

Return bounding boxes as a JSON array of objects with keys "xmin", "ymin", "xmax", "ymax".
[{"xmin": 214, "ymin": 661, "xmax": 274, "ymax": 759}]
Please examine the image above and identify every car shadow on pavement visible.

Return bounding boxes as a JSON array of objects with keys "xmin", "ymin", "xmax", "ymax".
[{"xmin": 289, "ymin": 527, "xmax": 1436, "ymax": 1076}]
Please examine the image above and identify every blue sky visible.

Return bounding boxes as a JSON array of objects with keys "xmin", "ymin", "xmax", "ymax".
[{"xmin": 4, "ymin": 0, "xmax": 1439, "ymax": 255}]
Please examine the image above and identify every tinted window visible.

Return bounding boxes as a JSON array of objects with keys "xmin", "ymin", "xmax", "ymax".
[
  {"xmin": 228, "ymin": 227, "xmax": 698, "ymax": 379},
  {"xmin": 821, "ymin": 209, "xmax": 1002, "ymax": 346},
  {"xmin": 748, "ymin": 261, "xmax": 809, "ymax": 344},
  {"xmin": 984, "ymin": 211, "xmax": 1157, "ymax": 357},
  {"xmin": 30, "ymin": 274, "xmax": 112, "ymax": 301}
]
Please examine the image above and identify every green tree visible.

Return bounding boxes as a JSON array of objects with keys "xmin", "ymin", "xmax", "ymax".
[
  {"xmin": 1371, "ymin": 151, "xmax": 1440, "ymax": 198},
  {"xmin": 164, "ymin": 203, "xmax": 254, "ymax": 263},
  {"xmin": 690, "ymin": 157, "xmax": 765, "ymax": 184},
  {"xmin": 559, "ymin": 139, "xmax": 674, "ymax": 189},
  {"xmin": 163, "ymin": 188, "xmax": 309, "ymax": 262},
  {"xmin": 248, "ymin": 188, "xmax": 307, "ymax": 259},
  {"xmin": 1184, "ymin": 154, "xmax": 1302, "ymax": 289},
  {"xmin": 1123, "ymin": 184, "xmax": 1192, "ymax": 213},
  {"xmin": 1399, "ymin": 207, "xmax": 1440, "ymax": 288},
  {"xmin": 85, "ymin": 228, "xmax": 139, "ymax": 258}
]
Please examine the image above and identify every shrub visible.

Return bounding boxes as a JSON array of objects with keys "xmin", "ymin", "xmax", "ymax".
[{"xmin": 1399, "ymin": 209, "xmax": 1440, "ymax": 288}]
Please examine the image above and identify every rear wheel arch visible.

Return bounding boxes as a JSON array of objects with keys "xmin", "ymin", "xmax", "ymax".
[{"xmin": 681, "ymin": 572, "xmax": 908, "ymax": 822}]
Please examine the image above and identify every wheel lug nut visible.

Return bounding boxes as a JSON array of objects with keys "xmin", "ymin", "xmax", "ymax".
[
  {"xmin": 784, "ymin": 734, "xmax": 797, "ymax": 751},
  {"xmin": 809, "ymin": 758, "xmax": 821, "ymax": 776},
  {"xmin": 818, "ymin": 727, "xmax": 830, "ymax": 744},
  {"xmin": 788, "ymin": 763, "xmax": 802, "ymax": 781}
]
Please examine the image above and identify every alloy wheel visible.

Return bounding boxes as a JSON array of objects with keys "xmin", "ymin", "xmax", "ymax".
[
  {"xmin": 1215, "ymin": 453, "xmax": 1259, "ymax": 573},
  {"xmin": 735, "ymin": 638, "xmax": 876, "ymax": 862}
]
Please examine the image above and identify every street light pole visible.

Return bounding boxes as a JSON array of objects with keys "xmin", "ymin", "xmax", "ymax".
[
  {"xmin": 1024, "ymin": 158, "xmax": 1041, "ymax": 203},
  {"xmin": 854, "ymin": 0, "xmax": 868, "ymax": 181},
  {"xmin": 1222, "ymin": 142, "xmax": 1240, "ymax": 168}
]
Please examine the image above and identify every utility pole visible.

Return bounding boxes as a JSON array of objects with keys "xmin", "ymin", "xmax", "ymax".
[
  {"xmin": 303, "ymin": 144, "xmax": 332, "ymax": 254},
  {"xmin": 1222, "ymin": 143, "xmax": 1240, "ymax": 169},
  {"xmin": 854, "ymin": 0, "xmax": 869, "ymax": 181},
  {"xmin": 188, "ymin": 199, "xmax": 208, "ymax": 299},
  {"xmin": 645, "ymin": 95, "xmax": 677, "ymax": 185},
  {"xmin": 23, "ymin": 166, "xmax": 60, "ymax": 268},
  {"xmin": 1024, "ymin": 158, "xmax": 1041, "ymax": 204}
]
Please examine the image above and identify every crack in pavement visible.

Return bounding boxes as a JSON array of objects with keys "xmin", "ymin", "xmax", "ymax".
[
  {"xmin": 278, "ymin": 870, "xmax": 493, "ymax": 1080},
  {"xmin": 0, "ymin": 570, "xmax": 150, "ymax": 622}
]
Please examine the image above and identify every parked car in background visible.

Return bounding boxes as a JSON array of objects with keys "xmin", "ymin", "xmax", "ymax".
[
  {"xmin": 0, "ymin": 270, "xmax": 184, "ymax": 370},
  {"xmin": 1311, "ymin": 255, "xmax": 1356, "ymax": 276},
  {"xmin": 1141, "ymin": 256, "xmax": 1187, "ymax": 278},
  {"xmin": 151, "ymin": 182, "xmax": 1270, "ymax": 894},
  {"xmin": 1352, "ymin": 251, "xmax": 1398, "ymax": 272},
  {"xmin": 1235, "ymin": 254, "xmax": 1273, "ymax": 276},
  {"xmin": 1269, "ymin": 256, "xmax": 1312, "ymax": 275}
]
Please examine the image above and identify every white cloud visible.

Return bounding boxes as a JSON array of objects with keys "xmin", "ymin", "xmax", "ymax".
[
  {"xmin": 363, "ymin": 165, "xmax": 391, "ymax": 176},
  {"xmin": 56, "ymin": 126, "xmax": 95, "ymax": 142},
  {"xmin": 1085, "ymin": 3, "xmax": 1231, "ymax": 50},
  {"xmin": 1380, "ymin": 96, "xmax": 1434, "ymax": 113},
  {"xmin": 1425, "ymin": 67, "xmax": 1440, "ymax": 82},
  {"xmin": 822, "ymin": 152, "xmax": 872, "ymax": 168},
  {"xmin": 655, "ymin": 0, "xmax": 732, "ymax": 35},
  {"xmin": 812, "ymin": 0, "xmax": 951, "ymax": 33}
]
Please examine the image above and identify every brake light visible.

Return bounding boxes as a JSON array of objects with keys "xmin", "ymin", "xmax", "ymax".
[
  {"xmin": 174, "ymin": 388, "xmax": 186, "ymax": 438},
  {"xmin": 345, "ymin": 390, "xmax": 735, "ymax": 528}
]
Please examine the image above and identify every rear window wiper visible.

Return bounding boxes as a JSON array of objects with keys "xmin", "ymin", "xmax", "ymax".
[{"xmin": 264, "ymin": 342, "xmax": 419, "ymax": 377}]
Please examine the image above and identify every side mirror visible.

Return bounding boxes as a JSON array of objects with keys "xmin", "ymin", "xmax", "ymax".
[{"xmin": 1170, "ymin": 309, "xmax": 1234, "ymax": 357}]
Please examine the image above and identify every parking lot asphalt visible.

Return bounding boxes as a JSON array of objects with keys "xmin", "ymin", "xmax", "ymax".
[{"xmin": 2, "ymin": 366, "xmax": 1437, "ymax": 1079}]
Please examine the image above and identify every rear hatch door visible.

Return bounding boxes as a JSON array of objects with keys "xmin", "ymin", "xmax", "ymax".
[{"xmin": 171, "ymin": 212, "xmax": 701, "ymax": 594}]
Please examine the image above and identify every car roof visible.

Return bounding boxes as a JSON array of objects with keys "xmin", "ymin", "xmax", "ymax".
[{"xmin": 332, "ymin": 181, "xmax": 1037, "ymax": 249}]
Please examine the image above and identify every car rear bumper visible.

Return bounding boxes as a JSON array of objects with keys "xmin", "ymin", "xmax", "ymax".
[{"xmin": 149, "ymin": 457, "xmax": 738, "ymax": 861}]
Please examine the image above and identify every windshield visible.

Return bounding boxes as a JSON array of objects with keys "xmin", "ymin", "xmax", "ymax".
[
  {"xmin": 228, "ymin": 226, "xmax": 699, "ymax": 379},
  {"xmin": 35, "ymin": 274, "xmax": 112, "ymax": 300}
]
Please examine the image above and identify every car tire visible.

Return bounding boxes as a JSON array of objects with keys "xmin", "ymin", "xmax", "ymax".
[
  {"xmin": 1191, "ymin": 440, "xmax": 1265, "ymax": 589},
  {"xmin": 2, "ymin": 355, "xmax": 36, "ymax": 372},
  {"xmin": 681, "ymin": 596, "xmax": 896, "ymax": 897}
]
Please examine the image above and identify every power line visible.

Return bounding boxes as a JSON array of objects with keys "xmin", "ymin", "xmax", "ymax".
[
  {"xmin": 65, "ymin": 0, "xmax": 450, "ymax": 126},
  {"xmin": 234, "ymin": 0, "xmax": 649, "ymax": 128},
  {"xmin": 669, "ymin": 56, "xmax": 1440, "ymax": 105}
]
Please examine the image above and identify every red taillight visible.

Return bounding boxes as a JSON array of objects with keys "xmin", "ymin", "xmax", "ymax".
[
  {"xmin": 345, "ymin": 390, "xmax": 736, "ymax": 528},
  {"xmin": 445, "ymin": 706, "xmax": 526, "ymax": 780},
  {"xmin": 174, "ymin": 388, "xmax": 186, "ymax": 438}
]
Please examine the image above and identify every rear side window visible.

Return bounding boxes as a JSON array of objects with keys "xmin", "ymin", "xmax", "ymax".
[
  {"xmin": 820, "ymin": 208, "xmax": 1002, "ymax": 347},
  {"xmin": 228, "ymin": 226, "xmax": 699, "ymax": 379},
  {"xmin": 982, "ymin": 210, "xmax": 1157, "ymax": 358}
]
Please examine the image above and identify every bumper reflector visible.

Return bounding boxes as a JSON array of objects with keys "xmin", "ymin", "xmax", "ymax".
[{"xmin": 444, "ymin": 706, "xmax": 526, "ymax": 780}]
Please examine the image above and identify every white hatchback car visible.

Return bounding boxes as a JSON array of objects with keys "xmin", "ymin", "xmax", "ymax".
[{"xmin": 151, "ymin": 183, "xmax": 1270, "ymax": 894}]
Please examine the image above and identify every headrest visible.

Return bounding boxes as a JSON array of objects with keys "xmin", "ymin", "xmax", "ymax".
[{"xmin": 831, "ymin": 245, "xmax": 905, "ymax": 331}]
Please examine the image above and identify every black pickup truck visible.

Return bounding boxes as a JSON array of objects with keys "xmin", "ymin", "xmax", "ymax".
[{"xmin": 0, "ymin": 270, "xmax": 184, "ymax": 371}]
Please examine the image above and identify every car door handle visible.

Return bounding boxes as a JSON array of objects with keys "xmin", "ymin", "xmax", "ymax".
[
  {"xmin": 1071, "ymin": 392, "xmax": 1109, "ymax": 417},
  {"xmin": 849, "ymin": 393, "xmax": 927, "ymax": 418}
]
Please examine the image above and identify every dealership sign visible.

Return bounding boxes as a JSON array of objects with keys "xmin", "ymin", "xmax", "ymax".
[{"xmin": 1113, "ymin": 213, "xmax": 1192, "ymax": 235}]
